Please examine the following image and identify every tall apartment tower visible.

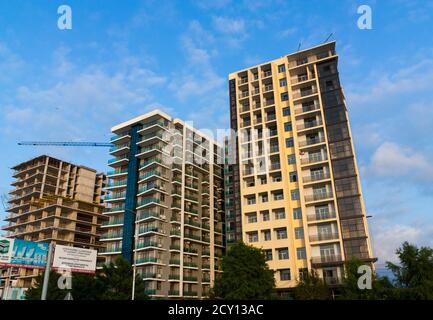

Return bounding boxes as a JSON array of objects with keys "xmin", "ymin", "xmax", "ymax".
[
  {"xmin": 1, "ymin": 155, "xmax": 106, "ymax": 299},
  {"xmin": 228, "ymin": 41, "xmax": 375, "ymax": 294},
  {"xmin": 101, "ymin": 109, "xmax": 225, "ymax": 299}
]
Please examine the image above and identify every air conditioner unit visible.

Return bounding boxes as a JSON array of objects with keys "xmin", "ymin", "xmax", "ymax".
[
  {"xmin": 157, "ymin": 274, "xmax": 162, "ymax": 278},
  {"xmin": 158, "ymin": 244, "xmax": 163, "ymax": 248}
]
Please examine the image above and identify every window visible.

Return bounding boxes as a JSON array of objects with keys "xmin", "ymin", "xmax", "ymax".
[
  {"xmin": 284, "ymin": 122, "xmax": 292, "ymax": 132},
  {"xmin": 283, "ymin": 107, "xmax": 290, "ymax": 116},
  {"xmin": 278, "ymin": 64, "xmax": 286, "ymax": 73},
  {"xmin": 264, "ymin": 249, "xmax": 273, "ymax": 261},
  {"xmin": 287, "ymin": 154, "xmax": 296, "ymax": 164},
  {"xmin": 280, "ymin": 269, "xmax": 291, "ymax": 281},
  {"xmin": 247, "ymin": 196, "xmax": 256, "ymax": 205},
  {"xmin": 281, "ymin": 92, "xmax": 289, "ymax": 101},
  {"xmin": 293, "ymin": 208, "xmax": 302, "ymax": 219},
  {"xmin": 273, "ymin": 191, "xmax": 284, "ymax": 200},
  {"xmin": 248, "ymin": 232, "xmax": 258, "ymax": 243},
  {"xmin": 261, "ymin": 210, "xmax": 270, "ymax": 222},
  {"xmin": 275, "ymin": 228, "xmax": 287, "ymax": 240},
  {"xmin": 285, "ymin": 138, "xmax": 294, "ymax": 148},
  {"xmin": 274, "ymin": 209, "xmax": 285, "ymax": 220},
  {"xmin": 297, "ymin": 247, "xmax": 307, "ymax": 260},
  {"xmin": 279, "ymin": 78, "xmax": 287, "ymax": 87},
  {"xmin": 295, "ymin": 227, "xmax": 304, "ymax": 239},
  {"xmin": 262, "ymin": 229, "xmax": 271, "ymax": 241},
  {"xmin": 247, "ymin": 213, "xmax": 257, "ymax": 223},
  {"xmin": 291, "ymin": 189, "xmax": 300, "ymax": 200},
  {"xmin": 289, "ymin": 171, "xmax": 297, "ymax": 182},
  {"xmin": 278, "ymin": 248, "xmax": 289, "ymax": 260},
  {"xmin": 299, "ymin": 268, "xmax": 308, "ymax": 280},
  {"xmin": 260, "ymin": 193, "xmax": 269, "ymax": 203},
  {"xmin": 259, "ymin": 176, "xmax": 267, "ymax": 185}
]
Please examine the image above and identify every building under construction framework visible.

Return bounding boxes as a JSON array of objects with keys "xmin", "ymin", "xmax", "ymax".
[{"xmin": 0, "ymin": 155, "xmax": 107, "ymax": 300}]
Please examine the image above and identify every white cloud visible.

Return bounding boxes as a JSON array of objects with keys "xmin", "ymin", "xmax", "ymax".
[
  {"xmin": 277, "ymin": 27, "xmax": 297, "ymax": 38},
  {"xmin": 372, "ymin": 224, "xmax": 424, "ymax": 263},
  {"xmin": 0, "ymin": 42, "xmax": 25, "ymax": 82},
  {"xmin": 1, "ymin": 46, "xmax": 167, "ymax": 142},
  {"xmin": 368, "ymin": 142, "xmax": 433, "ymax": 181},
  {"xmin": 348, "ymin": 58, "xmax": 433, "ymax": 105},
  {"xmin": 212, "ymin": 16, "xmax": 246, "ymax": 34}
]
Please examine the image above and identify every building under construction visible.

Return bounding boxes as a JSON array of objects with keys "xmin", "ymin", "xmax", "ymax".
[{"xmin": 0, "ymin": 155, "xmax": 107, "ymax": 299}]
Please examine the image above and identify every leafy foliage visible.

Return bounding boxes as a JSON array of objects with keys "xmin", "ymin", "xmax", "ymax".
[
  {"xmin": 292, "ymin": 270, "xmax": 332, "ymax": 300},
  {"xmin": 211, "ymin": 242, "xmax": 276, "ymax": 299},
  {"xmin": 386, "ymin": 241, "xmax": 433, "ymax": 300},
  {"xmin": 25, "ymin": 256, "xmax": 148, "ymax": 300}
]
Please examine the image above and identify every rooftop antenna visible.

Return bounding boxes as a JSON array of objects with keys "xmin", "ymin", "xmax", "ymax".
[
  {"xmin": 297, "ymin": 42, "xmax": 302, "ymax": 51},
  {"xmin": 324, "ymin": 32, "xmax": 334, "ymax": 43}
]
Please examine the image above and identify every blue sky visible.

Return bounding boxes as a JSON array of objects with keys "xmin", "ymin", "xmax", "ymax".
[{"xmin": 0, "ymin": 0, "xmax": 432, "ymax": 264}]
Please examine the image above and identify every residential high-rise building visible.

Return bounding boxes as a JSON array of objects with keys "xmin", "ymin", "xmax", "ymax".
[
  {"xmin": 101, "ymin": 109, "xmax": 225, "ymax": 299},
  {"xmin": 1, "ymin": 155, "xmax": 106, "ymax": 299},
  {"xmin": 227, "ymin": 41, "xmax": 376, "ymax": 294}
]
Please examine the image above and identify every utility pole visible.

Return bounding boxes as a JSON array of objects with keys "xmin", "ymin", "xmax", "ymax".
[{"xmin": 41, "ymin": 242, "xmax": 55, "ymax": 300}]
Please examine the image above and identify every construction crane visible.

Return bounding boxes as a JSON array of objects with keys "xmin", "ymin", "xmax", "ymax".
[{"xmin": 18, "ymin": 141, "xmax": 113, "ymax": 147}]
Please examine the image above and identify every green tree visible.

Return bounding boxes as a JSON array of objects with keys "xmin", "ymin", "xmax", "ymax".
[
  {"xmin": 386, "ymin": 241, "xmax": 433, "ymax": 300},
  {"xmin": 25, "ymin": 256, "xmax": 149, "ymax": 300},
  {"xmin": 292, "ymin": 270, "xmax": 332, "ymax": 300},
  {"xmin": 210, "ymin": 242, "xmax": 275, "ymax": 299},
  {"xmin": 25, "ymin": 271, "xmax": 69, "ymax": 300},
  {"xmin": 96, "ymin": 256, "xmax": 148, "ymax": 300},
  {"xmin": 339, "ymin": 257, "xmax": 393, "ymax": 300}
]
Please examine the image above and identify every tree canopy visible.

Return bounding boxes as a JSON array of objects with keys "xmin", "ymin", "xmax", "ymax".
[{"xmin": 211, "ymin": 242, "xmax": 276, "ymax": 299}]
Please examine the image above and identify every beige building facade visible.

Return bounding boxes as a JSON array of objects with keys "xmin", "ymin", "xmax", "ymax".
[{"xmin": 228, "ymin": 41, "xmax": 375, "ymax": 293}]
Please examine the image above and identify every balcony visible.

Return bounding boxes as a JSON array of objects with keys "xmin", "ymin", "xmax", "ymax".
[
  {"xmin": 294, "ymin": 103, "xmax": 321, "ymax": 115},
  {"xmin": 99, "ymin": 246, "xmax": 122, "ymax": 254},
  {"xmin": 183, "ymin": 291, "xmax": 198, "ymax": 297},
  {"xmin": 262, "ymin": 84, "xmax": 273, "ymax": 92},
  {"xmin": 106, "ymin": 179, "xmax": 127, "ymax": 189},
  {"xmin": 293, "ymin": 87, "xmax": 318, "ymax": 100},
  {"xmin": 108, "ymin": 156, "xmax": 129, "ymax": 166},
  {"xmin": 135, "ymin": 241, "xmax": 160, "ymax": 249},
  {"xmin": 303, "ymin": 171, "xmax": 331, "ymax": 183},
  {"xmin": 307, "ymin": 210, "xmax": 336, "ymax": 222},
  {"xmin": 107, "ymin": 168, "xmax": 128, "ymax": 177},
  {"xmin": 135, "ymin": 256, "xmax": 158, "ymax": 264},
  {"xmin": 289, "ymin": 49, "xmax": 336, "ymax": 68},
  {"xmin": 101, "ymin": 219, "xmax": 124, "ymax": 227},
  {"xmin": 110, "ymin": 133, "xmax": 130, "ymax": 143},
  {"xmin": 299, "ymin": 136, "xmax": 326, "ymax": 148},
  {"xmin": 109, "ymin": 143, "xmax": 130, "ymax": 155},
  {"xmin": 262, "ymin": 70, "xmax": 272, "ymax": 78},
  {"xmin": 238, "ymin": 91, "xmax": 249, "ymax": 99},
  {"xmin": 238, "ymin": 77, "xmax": 248, "ymax": 85},
  {"xmin": 310, "ymin": 254, "xmax": 343, "ymax": 266},
  {"xmin": 301, "ymin": 153, "xmax": 328, "ymax": 165},
  {"xmin": 297, "ymin": 119, "xmax": 323, "ymax": 131},
  {"xmin": 269, "ymin": 163, "xmax": 281, "ymax": 171},
  {"xmin": 240, "ymin": 105, "xmax": 250, "ymax": 113},
  {"xmin": 100, "ymin": 232, "xmax": 123, "ymax": 240},
  {"xmin": 309, "ymin": 232, "xmax": 339, "ymax": 242},
  {"xmin": 251, "ymin": 88, "xmax": 260, "ymax": 95},
  {"xmin": 136, "ymin": 197, "xmax": 161, "ymax": 208},
  {"xmin": 103, "ymin": 205, "xmax": 125, "ymax": 213},
  {"xmin": 104, "ymin": 192, "xmax": 126, "ymax": 202},
  {"xmin": 304, "ymin": 191, "xmax": 333, "ymax": 203}
]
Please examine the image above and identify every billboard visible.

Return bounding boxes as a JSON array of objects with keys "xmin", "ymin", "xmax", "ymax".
[
  {"xmin": 52, "ymin": 245, "xmax": 97, "ymax": 273},
  {"xmin": 0, "ymin": 237, "xmax": 49, "ymax": 269}
]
